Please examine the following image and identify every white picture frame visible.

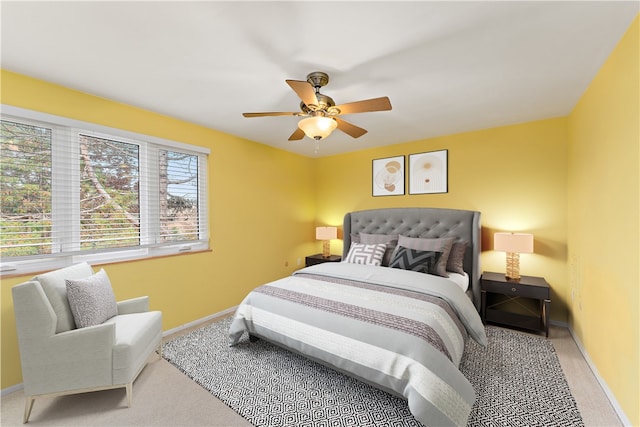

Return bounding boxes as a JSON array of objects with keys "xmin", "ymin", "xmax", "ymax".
[{"xmin": 409, "ymin": 150, "xmax": 448, "ymax": 194}]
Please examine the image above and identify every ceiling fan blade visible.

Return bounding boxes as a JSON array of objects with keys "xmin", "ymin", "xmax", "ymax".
[
  {"xmin": 243, "ymin": 112, "xmax": 298, "ymax": 117},
  {"xmin": 334, "ymin": 96, "xmax": 392, "ymax": 115},
  {"xmin": 335, "ymin": 117, "xmax": 368, "ymax": 138},
  {"xmin": 288, "ymin": 127, "xmax": 305, "ymax": 141},
  {"xmin": 286, "ymin": 80, "xmax": 318, "ymax": 108}
]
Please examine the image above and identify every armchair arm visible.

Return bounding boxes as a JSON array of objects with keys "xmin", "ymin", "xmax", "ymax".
[
  {"xmin": 21, "ymin": 323, "xmax": 116, "ymax": 396},
  {"xmin": 117, "ymin": 296, "xmax": 149, "ymax": 315},
  {"xmin": 47, "ymin": 323, "xmax": 116, "ymax": 363}
]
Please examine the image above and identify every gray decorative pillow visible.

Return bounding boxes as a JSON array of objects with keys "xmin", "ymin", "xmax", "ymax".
[
  {"xmin": 391, "ymin": 236, "xmax": 455, "ymax": 277},
  {"xmin": 358, "ymin": 233, "xmax": 398, "ymax": 266},
  {"xmin": 389, "ymin": 247, "xmax": 442, "ymax": 275},
  {"xmin": 344, "ymin": 243, "xmax": 387, "ymax": 266},
  {"xmin": 447, "ymin": 240, "xmax": 469, "ymax": 274},
  {"xmin": 66, "ymin": 269, "xmax": 117, "ymax": 328}
]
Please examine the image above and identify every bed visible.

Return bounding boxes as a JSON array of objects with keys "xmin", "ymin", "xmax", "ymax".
[{"xmin": 229, "ymin": 207, "xmax": 487, "ymax": 426}]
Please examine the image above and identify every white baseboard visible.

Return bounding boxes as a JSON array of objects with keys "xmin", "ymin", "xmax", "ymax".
[
  {"xmin": 162, "ymin": 306, "xmax": 237, "ymax": 338},
  {"xmin": 566, "ymin": 326, "xmax": 631, "ymax": 426},
  {"xmin": 550, "ymin": 319, "xmax": 569, "ymax": 328},
  {"xmin": 1, "ymin": 382, "xmax": 24, "ymax": 396},
  {"xmin": 1, "ymin": 306, "xmax": 239, "ymax": 397}
]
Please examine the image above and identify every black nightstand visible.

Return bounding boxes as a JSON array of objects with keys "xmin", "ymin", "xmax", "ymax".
[
  {"xmin": 481, "ymin": 271, "xmax": 551, "ymax": 337},
  {"xmin": 305, "ymin": 254, "xmax": 342, "ymax": 267}
]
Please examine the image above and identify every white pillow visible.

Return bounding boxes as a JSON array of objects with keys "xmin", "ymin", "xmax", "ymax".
[
  {"xmin": 66, "ymin": 269, "xmax": 117, "ymax": 328},
  {"xmin": 343, "ymin": 243, "xmax": 387, "ymax": 266}
]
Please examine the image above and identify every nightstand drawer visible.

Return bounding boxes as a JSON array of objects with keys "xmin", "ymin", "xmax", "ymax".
[{"xmin": 482, "ymin": 280, "xmax": 546, "ymax": 299}]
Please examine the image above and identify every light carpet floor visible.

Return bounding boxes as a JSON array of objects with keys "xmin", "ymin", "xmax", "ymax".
[{"xmin": 0, "ymin": 323, "xmax": 622, "ymax": 427}]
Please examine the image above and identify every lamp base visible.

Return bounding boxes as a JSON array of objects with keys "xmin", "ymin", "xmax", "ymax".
[
  {"xmin": 322, "ymin": 240, "xmax": 331, "ymax": 258},
  {"xmin": 505, "ymin": 252, "xmax": 521, "ymax": 280}
]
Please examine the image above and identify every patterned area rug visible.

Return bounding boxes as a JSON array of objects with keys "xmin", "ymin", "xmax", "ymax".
[{"xmin": 163, "ymin": 318, "xmax": 583, "ymax": 427}]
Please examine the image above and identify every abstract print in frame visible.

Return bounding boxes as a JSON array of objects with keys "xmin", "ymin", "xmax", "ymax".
[
  {"xmin": 409, "ymin": 149, "xmax": 448, "ymax": 194},
  {"xmin": 372, "ymin": 155, "xmax": 405, "ymax": 196}
]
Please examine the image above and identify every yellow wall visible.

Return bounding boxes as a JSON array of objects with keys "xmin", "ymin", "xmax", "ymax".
[
  {"xmin": 316, "ymin": 118, "xmax": 569, "ymax": 321},
  {"xmin": 0, "ymin": 70, "xmax": 318, "ymax": 389},
  {"xmin": 567, "ymin": 16, "xmax": 639, "ymax": 425}
]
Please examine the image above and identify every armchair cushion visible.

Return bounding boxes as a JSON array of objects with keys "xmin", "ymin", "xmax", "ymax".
[
  {"xmin": 66, "ymin": 269, "xmax": 118, "ymax": 328},
  {"xmin": 34, "ymin": 262, "xmax": 94, "ymax": 333},
  {"xmin": 104, "ymin": 311, "xmax": 162, "ymax": 384}
]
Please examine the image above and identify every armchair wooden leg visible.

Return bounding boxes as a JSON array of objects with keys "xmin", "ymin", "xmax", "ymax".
[
  {"xmin": 125, "ymin": 383, "xmax": 132, "ymax": 408},
  {"xmin": 157, "ymin": 341, "xmax": 163, "ymax": 360},
  {"xmin": 23, "ymin": 396, "xmax": 35, "ymax": 424}
]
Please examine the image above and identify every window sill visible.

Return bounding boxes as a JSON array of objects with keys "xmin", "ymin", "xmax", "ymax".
[{"xmin": 1, "ymin": 248, "xmax": 212, "ymax": 280}]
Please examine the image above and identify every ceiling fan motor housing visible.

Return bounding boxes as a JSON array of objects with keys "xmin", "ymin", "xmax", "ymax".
[
  {"xmin": 306, "ymin": 71, "xmax": 329, "ymax": 89},
  {"xmin": 301, "ymin": 72, "xmax": 336, "ymax": 114},
  {"xmin": 300, "ymin": 93, "xmax": 335, "ymax": 115}
]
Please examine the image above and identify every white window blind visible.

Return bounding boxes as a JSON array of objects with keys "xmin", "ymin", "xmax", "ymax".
[
  {"xmin": 159, "ymin": 149, "xmax": 200, "ymax": 242},
  {"xmin": 78, "ymin": 133, "xmax": 141, "ymax": 250},
  {"xmin": 0, "ymin": 105, "xmax": 209, "ymax": 275},
  {"xmin": 0, "ymin": 119, "xmax": 54, "ymax": 257}
]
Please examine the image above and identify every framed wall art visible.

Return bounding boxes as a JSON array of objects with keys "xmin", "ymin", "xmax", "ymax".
[
  {"xmin": 372, "ymin": 155, "xmax": 405, "ymax": 196},
  {"xmin": 409, "ymin": 149, "xmax": 448, "ymax": 194}
]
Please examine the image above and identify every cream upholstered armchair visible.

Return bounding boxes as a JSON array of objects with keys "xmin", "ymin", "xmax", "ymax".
[{"xmin": 12, "ymin": 262, "xmax": 162, "ymax": 423}]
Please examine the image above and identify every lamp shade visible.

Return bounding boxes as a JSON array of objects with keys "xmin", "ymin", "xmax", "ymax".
[
  {"xmin": 494, "ymin": 232, "xmax": 534, "ymax": 253},
  {"xmin": 316, "ymin": 226, "xmax": 337, "ymax": 240},
  {"xmin": 298, "ymin": 116, "xmax": 338, "ymax": 140}
]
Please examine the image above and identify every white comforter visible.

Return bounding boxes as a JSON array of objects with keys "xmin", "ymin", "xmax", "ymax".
[{"xmin": 229, "ymin": 262, "xmax": 487, "ymax": 426}]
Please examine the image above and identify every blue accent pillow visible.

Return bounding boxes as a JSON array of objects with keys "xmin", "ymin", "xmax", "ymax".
[{"xmin": 389, "ymin": 246, "xmax": 442, "ymax": 275}]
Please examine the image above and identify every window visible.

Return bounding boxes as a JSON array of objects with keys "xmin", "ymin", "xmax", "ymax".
[
  {"xmin": 0, "ymin": 106, "xmax": 209, "ymax": 275},
  {"xmin": 159, "ymin": 149, "xmax": 200, "ymax": 243},
  {"xmin": 0, "ymin": 120, "xmax": 53, "ymax": 257},
  {"xmin": 78, "ymin": 134, "xmax": 141, "ymax": 250}
]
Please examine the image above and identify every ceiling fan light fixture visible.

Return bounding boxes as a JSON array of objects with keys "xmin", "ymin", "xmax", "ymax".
[{"xmin": 298, "ymin": 116, "xmax": 337, "ymax": 140}]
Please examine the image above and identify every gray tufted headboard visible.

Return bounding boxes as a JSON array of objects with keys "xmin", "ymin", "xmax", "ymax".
[{"xmin": 343, "ymin": 207, "xmax": 482, "ymax": 310}]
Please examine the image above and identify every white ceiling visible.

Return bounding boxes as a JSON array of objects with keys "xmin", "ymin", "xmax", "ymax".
[{"xmin": 2, "ymin": 1, "xmax": 637, "ymax": 157}]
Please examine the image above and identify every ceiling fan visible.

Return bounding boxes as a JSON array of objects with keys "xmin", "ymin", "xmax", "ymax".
[{"xmin": 242, "ymin": 71, "xmax": 392, "ymax": 141}]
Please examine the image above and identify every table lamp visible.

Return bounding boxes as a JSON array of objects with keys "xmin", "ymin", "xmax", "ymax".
[
  {"xmin": 316, "ymin": 226, "xmax": 337, "ymax": 258},
  {"xmin": 494, "ymin": 232, "xmax": 534, "ymax": 280}
]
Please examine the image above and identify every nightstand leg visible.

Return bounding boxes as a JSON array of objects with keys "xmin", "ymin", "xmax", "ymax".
[
  {"xmin": 543, "ymin": 299, "xmax": 550, "ymax": 337},
  {"xmin": 481, "ymin": 290, "xmax": 486, "ymax": 323}
]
